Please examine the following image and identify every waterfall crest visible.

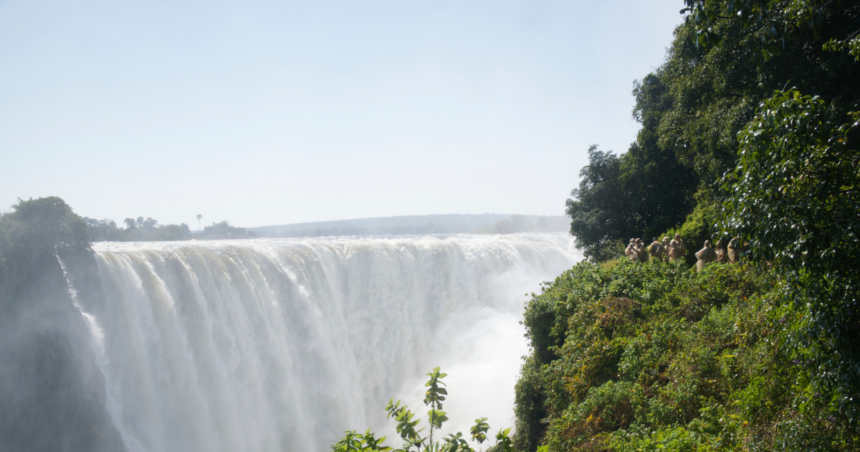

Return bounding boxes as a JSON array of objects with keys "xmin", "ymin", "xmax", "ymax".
[{"xmin": 80, "ymin": 234, "xmax": 579, "ymax": 452}]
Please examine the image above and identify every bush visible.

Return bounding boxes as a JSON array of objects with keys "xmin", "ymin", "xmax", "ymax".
[{"xmin": 513, "ymin": 259, "xmax": 859, "ymax": 451}]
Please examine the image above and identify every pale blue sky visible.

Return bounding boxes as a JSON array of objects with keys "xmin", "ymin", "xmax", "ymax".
[{"xmin": 1, "ymin": 0, "xmax": 683, "ymax": 227}]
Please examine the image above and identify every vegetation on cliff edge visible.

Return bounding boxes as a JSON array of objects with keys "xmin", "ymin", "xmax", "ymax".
[{"xmin": 515, "ymin": 260, "xmax": 858, "ymax": 451}]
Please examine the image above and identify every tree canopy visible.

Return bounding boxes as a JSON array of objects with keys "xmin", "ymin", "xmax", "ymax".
[
  {"xmin": 0, "ymin": 197, "xmax": 90, "ymax": 285},
  {"xmin": 546, "ymin": 1, "xmax": 860, "ymax": 450},
  {"xmin": 567, "ymin": 0, "xmax": 860, "ymax": 260}
]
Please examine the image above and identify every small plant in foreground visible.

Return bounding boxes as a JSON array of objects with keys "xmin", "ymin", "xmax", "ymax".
[{"xmin": 331, "ymin": 367, "xmax": 514, "ymax": 452}]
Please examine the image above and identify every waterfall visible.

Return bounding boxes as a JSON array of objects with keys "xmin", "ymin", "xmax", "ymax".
[
  {"xmin": 56, "ymin": 253, "xmax": 106, "ymax": 356},
  {"xmin": 79, "ymin": 233, "xmax": 579, "ymax": 452}
]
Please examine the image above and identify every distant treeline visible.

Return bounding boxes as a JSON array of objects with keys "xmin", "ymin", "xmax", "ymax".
[
  {"xmin": 83, "ymin": 216, "xmax": 256, "ymax": 242},
  {"xmin": 252, "ymin": 214, "xmax": 569, "ymax": 238},
  {"xmin": 486, "ymin": 215, "xmax": 569, "ymax": 235},
  {"xmin": 78, "ymin": 213, "xmax": 566, "ymax": 242}
]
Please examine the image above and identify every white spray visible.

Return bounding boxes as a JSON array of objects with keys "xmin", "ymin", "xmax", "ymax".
[
  {"xmin": 79, "ymin": 234, "xmax": 579, "ymax": 452},
  {"xmin": 56, "ymin": 252, "xmax": 106, "ymax": 356}
]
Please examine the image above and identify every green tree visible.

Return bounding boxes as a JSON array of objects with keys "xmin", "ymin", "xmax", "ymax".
[
  {"xmin": 663, "ymin": 0, "xmax": 860, "ymax": 182},
  {"xmin": 681, "ymin": 0, "xmax": 860, "ymax": 61},
  {"xmin": 567, "ymin": 0, "xmax": 860, "ymax": 258},
  {"xmin": 566, "ymin": 74, "xmax": 698, "ymax": 262},
  {"xmin": 333, "ymin": 369, "xmax": 514, "ymax": 452},
  {"xmin": 0, "ymin": 197, "xmax": 89, "ymax": 256},
  {"xmin": 0, "ymin": 197, "xmax": 90, "ymax": 322},
  {"xmin": 469, "ymin": 418, "xmax": 489, "ymax": 450},
  {"xmin": 332, "ymin": 430, "xmax": 392, "ymax": 452},
  {"xmin": 424, "ymin": 367, "xmax": 449, "ymax": 447},
  {"xmin": 566, "ymin": 146, "xmax": 630, "ymax": 261}
]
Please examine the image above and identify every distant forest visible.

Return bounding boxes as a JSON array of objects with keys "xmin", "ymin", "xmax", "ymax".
[
  {"xmin": 78, "ymin": 213, "xmax": 567, "ymax": 242},
  {"xmin": 83, "ymin": 216, "xmax": 257, "ymax": 242},
  {"xmin": 252, "ymin": 214, "xmax": 569, "ymax": 238}
]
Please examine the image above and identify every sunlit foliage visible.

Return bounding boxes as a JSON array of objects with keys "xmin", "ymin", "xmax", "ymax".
[
  {"xmin": 514, "ymin": 260, "xmax": 859, "ymax": 451},
  {"xmin": 566, "ymin": 0, "xmax": 860, "ymax": 262},
  {"xmin": 722, "ymin": 89, "xmax": 860, "ymax": 419},
  {"xmin": 332, "ymin": 368, "xmax": 514, "ymax": 452}
]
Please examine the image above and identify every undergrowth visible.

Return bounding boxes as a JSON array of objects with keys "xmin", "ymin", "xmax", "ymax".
[{"xmin": 514, "ymin": 260, "xmax": 859, "ymax": 451}]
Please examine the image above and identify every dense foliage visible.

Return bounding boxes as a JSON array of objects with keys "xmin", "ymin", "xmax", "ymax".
[
  {"xmin": 530, "ymin": 3, "xmax": 860, "ymax": 448},
  {"xmin": 723, "ymin": 89, "xmax": 860, "ymax": 421},
  {"xmin": 514, "ymin": 260, "xmax": 859, "ymax": 451},
  {"xmin": 566, "ymin": 0, "xmax": 860, "ymax": 261}
]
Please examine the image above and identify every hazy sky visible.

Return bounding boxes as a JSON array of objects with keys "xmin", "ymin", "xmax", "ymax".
[{"xmin": 1, "ymin": 0, "xmax": 683, "ymax": 227}]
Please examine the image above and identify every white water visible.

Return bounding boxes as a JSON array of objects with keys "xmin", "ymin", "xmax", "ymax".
[{"xmin": 82, "ymin": 233, "xmax": 579, "ymax": 452}]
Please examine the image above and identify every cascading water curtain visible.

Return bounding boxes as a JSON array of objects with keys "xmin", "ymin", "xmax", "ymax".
[{"xmin": 74, "ymin": 234, "xmax": 579, "ymax": 452}]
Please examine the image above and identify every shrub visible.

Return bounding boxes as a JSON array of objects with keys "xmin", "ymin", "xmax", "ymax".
[{"xmin": 513, "ymin": 259, "xmax": 859, "ymax": 451}]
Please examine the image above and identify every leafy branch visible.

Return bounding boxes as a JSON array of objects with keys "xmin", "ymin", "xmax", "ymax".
[{"xmin": 332, "ymin": 369, "xmax": 515, "ymax": 452}]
